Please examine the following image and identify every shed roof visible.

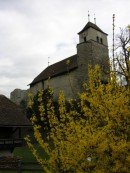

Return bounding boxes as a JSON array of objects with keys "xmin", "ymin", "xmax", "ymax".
[
  {"xmin": 78, "ymin": 22, "xmax": 108, "ymax": 35},
  {"xmin": 30, "ymin": 54, "xmax": 78, "ymax": 86},
  {"xmin": 0, "ymin": 95, "xmax": 31, "ymax": 127}
]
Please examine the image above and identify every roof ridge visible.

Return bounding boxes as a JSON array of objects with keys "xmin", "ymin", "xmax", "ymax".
[
  {"xmin": 78, "ymin": 21, "xmax": 107, "ymax": 35},
  {"xmin": 29, "ymin": 54, "xmax": 78, "ymax": 86}
]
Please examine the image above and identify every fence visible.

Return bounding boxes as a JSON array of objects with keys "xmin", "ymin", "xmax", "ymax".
[
  {"xmin": 0, "ymin": 139, "xmax": 24, "ymax": 149},
  {"xmin": 0, "ymin": 161, "xmax": 44, "ymax": 172}
]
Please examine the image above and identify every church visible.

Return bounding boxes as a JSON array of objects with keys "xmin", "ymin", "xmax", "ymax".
[{"xmin": 11, "ymin": 21, "xmax": 109, "ymax": 103}]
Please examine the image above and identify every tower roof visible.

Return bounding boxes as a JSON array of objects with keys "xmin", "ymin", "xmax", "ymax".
[{"xmin": 78, "ymin": 22, "xmax": 108, "ymax": 35}]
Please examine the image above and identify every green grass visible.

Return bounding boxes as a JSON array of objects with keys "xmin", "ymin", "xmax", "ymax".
[
  {"xmin": 13, "ymin": 145, "xmax": 37, "ymax": 162},
  {"xmin": 0, "ymin": 144, "xmax": 47, "ymax": 173},
  {"xmin": 14, "ymin": 143, "xmax": 48, "ymax": 161}
]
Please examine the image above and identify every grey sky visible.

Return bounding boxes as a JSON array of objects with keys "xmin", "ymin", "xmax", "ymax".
[{"xmin": 0, "ymin": 0, "xmax": 129, "ymax": 97}]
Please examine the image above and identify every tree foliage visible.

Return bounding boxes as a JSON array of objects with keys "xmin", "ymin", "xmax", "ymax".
[
  {"xmin": 25, "ymin": 65, "xmax": 130, "ymax": 173},
  {"xmin": 114, "ymin": 26, "xmax": 130, "ymax": 86},
  {"xmin": 27, "ymin": 88, "xmax": 53, "ymax": 131}
]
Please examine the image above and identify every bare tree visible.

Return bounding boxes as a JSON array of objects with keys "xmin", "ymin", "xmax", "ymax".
[{"xmin": 114, "ymin": 26, "xmax": 130, "ymax": 86}]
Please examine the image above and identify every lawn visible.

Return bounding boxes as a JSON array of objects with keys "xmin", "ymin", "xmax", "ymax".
[
  {"xmin": 13, "ymin": 144, "xmax": 37, "ymax": 162},
  {"xmin": 0, "ymin": 144, "xmax": 46, "ymax": 173}
]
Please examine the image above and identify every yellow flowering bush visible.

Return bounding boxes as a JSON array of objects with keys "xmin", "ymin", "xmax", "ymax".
[
  {"xmin": 27, "ymin": 88, "xmax": 53, "ymax": 131},
  {"xmin": 25, "ymin": 65, "xmax": 130, "ymax": 173}
]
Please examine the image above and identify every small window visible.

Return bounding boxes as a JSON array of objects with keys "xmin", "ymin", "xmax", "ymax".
[
  {"xmin": 96, "ymin": 36, "xmax": 99, "ymax": 42},
  {"xmin": 84, "ymin": 37, "xmax": 86, "ymax": 42},
  {"xmin": 100, "ymin": 38, "xmax": 103, "ymax": 44}
]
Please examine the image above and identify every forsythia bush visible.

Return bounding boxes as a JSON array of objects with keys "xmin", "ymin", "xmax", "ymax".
[{"xmin": 25, "ymin": 65, "xmax": 130, "ymax": 173}]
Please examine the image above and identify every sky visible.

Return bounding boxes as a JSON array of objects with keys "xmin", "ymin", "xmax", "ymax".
[{"xmin": 0, "ymin": 0, "xmax": 130, "ymax": 98}]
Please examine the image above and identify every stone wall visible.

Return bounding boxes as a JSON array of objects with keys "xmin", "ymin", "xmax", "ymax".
[
  {"xmin": 29, "ymin": 81, "xmax": 43, "ymax": 96},
  {"xmin": 77, "ymin": 40, "xmax": 109, "ymax": 83},
  {"xmin": 44, "ymin": 70, "xmax": 79, "ymax": 100}
]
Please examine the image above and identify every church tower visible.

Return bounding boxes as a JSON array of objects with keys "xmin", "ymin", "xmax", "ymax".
[
  {"xmin": 76, "ymin": 21, "xmax": 109, "ymax": 89},
  {"xmin": 78, "ymin": 22, "xmax": 108, "ymax": 46}
]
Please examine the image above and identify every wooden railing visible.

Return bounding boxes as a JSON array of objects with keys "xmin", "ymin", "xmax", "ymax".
[{"xmin": 0, "ymin": 139, "xmax": 24, "ymax": 148}]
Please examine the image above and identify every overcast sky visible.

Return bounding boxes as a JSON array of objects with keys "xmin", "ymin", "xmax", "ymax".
[{"xmin": 0, "ymin": 0, "xmax": 129, "ymax": 98}]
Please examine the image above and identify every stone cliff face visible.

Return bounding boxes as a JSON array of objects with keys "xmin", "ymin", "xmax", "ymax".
[{"xmin": 10, "ymin": 89, "xmax": 29, "ymax": 105}]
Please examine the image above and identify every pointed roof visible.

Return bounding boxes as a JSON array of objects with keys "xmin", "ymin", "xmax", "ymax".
[
  {"xmin": 29, "ymin": 54, "xmax": 78, "ymax": 86},
  {"xmin": 0, "ymin": 95, "xmax": 31, "ymax": 127},
  {"xmin": 78, "ymin": 22, "xmax": 108, "ymax": 35}
]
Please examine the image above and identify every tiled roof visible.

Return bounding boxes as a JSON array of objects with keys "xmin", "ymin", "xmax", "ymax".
[
  {"xmin": 30, "ymin": 54, "xmax": 78, "ymax": 86},
  {"xmin": 78, "ymin": 22, "xmax": 108, "ymax": 35},
  {"xmin": 0, "ymin": 95, "xmax": 31, "ymax": 127}
]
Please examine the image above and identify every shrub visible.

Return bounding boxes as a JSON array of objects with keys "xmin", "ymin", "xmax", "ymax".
[{"xmin": 25, "ymin": 65, "xmax": 130, "ymax": 173}]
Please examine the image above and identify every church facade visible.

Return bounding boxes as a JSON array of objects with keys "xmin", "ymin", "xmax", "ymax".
[{"xmin": 11, "ymin": 21, "xmax": 109, "ymax": 103}]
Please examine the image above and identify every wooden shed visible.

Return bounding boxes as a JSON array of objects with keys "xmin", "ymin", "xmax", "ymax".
[{"xmin": 0, "ymin": 95, "xmax": 31, "ymax": 156}]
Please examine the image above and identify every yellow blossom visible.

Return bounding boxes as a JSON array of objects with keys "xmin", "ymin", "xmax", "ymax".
[
  {"xmin": 25, "ymin": 65, "xmax": 130, "ymax": 173},
  {"xmin": 66, "ymin": 59, "xmax": 70, "ymax": 65}
]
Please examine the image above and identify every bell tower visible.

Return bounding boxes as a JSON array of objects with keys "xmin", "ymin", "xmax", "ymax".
[
  {"xmin": 76, "ymin": 21, "xmax": 109, "ymax": 87},
  {"xmin": 78, "ymin": 21, "xmax": 108, "ymax": 46}
]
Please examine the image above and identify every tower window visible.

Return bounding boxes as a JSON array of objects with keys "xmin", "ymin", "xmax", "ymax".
[
  {"xmin": 100, "ymin": 38, "xmax": 103, "ymax": 44},
  {"xmin": 96, "ymin": 36, "xmax": 99, "ymax": 42},
  {"xmin": 84, "ymin": 37, "xmax": 86, "ymax": 42}
]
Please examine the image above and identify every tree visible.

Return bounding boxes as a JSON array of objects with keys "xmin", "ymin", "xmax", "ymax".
[
  {"xmin": 27, "ymin": 88, "xmax": 54, "ymax": 131},
  {"xmin": 114, "ymin": 25, "xmax": 130, "ymax": 86},
  {"xmin": 25, "ymin": 65, "xmax": 130, "ymax": 173}
]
